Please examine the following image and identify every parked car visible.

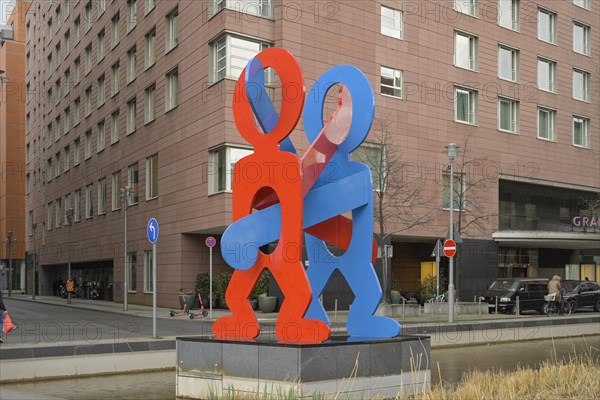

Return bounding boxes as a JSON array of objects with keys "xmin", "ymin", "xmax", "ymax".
[
  {"xmin": 561, "ymin": 280, "xmax": 600, "ymax": 312},
  {"xmin": 480, "ymin": 278, "xmax": 549, "ymax": 314}
]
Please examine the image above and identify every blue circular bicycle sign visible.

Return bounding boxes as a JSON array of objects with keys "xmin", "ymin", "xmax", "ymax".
[{"xmin": 147, "ymin": 218, "xmax": 159, "ymax": 244}]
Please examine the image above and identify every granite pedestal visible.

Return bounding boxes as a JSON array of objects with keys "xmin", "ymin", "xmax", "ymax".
[{"xmin": 176, "ymin": 334, "xmax": 431, "ymax": 399}]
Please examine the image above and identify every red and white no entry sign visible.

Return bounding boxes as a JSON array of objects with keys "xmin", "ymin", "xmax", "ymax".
[{"xmin": 443, "ymin": 239, "xmax": 457, "ymax": 258}]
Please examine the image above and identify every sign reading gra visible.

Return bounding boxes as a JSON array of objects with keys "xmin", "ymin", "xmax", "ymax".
[{"xmin": 213, "ymin": 48, "xmax": 400, "ymax": 343}]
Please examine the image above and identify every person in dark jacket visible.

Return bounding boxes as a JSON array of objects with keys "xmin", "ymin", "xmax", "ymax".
[{"xmin": 0, "ymin": 290, "xmax": 6, "ymax": 343}]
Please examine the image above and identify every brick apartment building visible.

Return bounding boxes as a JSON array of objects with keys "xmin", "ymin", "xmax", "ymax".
[{"xmin": 22, "ymin": 0, "xmax": 599, "ymax": 308}]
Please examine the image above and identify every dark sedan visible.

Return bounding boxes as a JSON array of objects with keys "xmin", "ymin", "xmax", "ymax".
[{"xmin": 561, "ymin": 280, "xmax": 600, "ymax": 312}]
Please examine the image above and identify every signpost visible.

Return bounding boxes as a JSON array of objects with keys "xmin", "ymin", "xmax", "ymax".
[
  {"xmin": 205, "ymin": 236, "xmax": 217, "ymax": 319},
  {"xmin": 147, "ymin": 218, "xmax": 159, "ymax": 338},
  {"xmin": 431, "ymin": 240, "xmax": 442, "ymax": 299}
]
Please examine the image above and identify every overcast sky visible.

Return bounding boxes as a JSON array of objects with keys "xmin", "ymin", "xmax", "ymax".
[{"xmin": 1, "ymin": 0, "xmax": 16, "ymax": 24}]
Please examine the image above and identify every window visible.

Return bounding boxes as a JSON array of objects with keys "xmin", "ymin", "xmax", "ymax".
[
  {"xmin": 498, "ymin": 0, "xmax": 519, "ymax": 30},
  {"xmin": 65, "ymin": 30, "xmax": 71, "ymax": 55},
  {"xmin": 111, "ymin": 110, "xmax": 120, "ymax": 143},
  {"xmin": 85, "ymin": 44, "xmax": 92, "ymax": 74},
  {"xmin": 498, "ymin": 45, "xmax": 519, "ymax": 81},
  {"xmin": 145, "ymin": 28, "xmax": 156, "ymax": 69},
  {"xmin": 166, "ymin": 68, "xmax": 179, "ymax": 111},
  {"xmin": 74, "ymin": 138, "xmax": 81, "ymax": 165},
  {"xmin": 112, "ymin": 171, "xmax": 122, "ymax": 210},
  {"xmin": 128, "ymin": 163, "xmax": 139, "ymax": 204},
  {"xmin": 86, "ymin": 184, "xmax": 94, "ymax": 218},
  {"xmin": 74, "ymin": 57, "xmax": 81, "ymax": 84},
  {"xmin": 74, "ymin": 16, "xmax": 80, "ymax": 44},
  {"xmin": 46, "ymin": 124, "xmax": 53, "ymax": 148},
  {"xmin": 55, "ymin": 152, "xmax": 61, "ymax": 178},
  {"xmin": 537, "ymin": 107, "xmax": 556, "ymax": 141},
  {"xmin": 74, "ymin": 189, "xmax": 81, "ymax": 221},
  {"xmin": 573, "ymin": 22, "xmax": 590, "ymax": 55},
  {"xmin": 98, "ymin": 178, "xmax": 107, "ymax": 214},
  {"xmin": 351, "ymin": 143, "xmax": 385, "ymax": 191},
  {"xmin": 74, "ymin": 97, "xmax": 81, "ymax": 125},
  {"xmin": 97, "ymin": 30, "xmax": 105, "ymax": 62},
  {"xmin": 97, "ymin": 120, "xmax": 106, "ymax": 152},
  {"xmin": 538, "ymin": 8, "xmax": 556, "ymax": 44},
  {"xmin": 573, "ymin": 69, "xmax": 589, "ymax": 101},
  {"xmin": 145, "ymin": 84, "xmax": 156, "ymax": 123},
  {"xmin": 442, "ymin": 172, "xmax": 465, "ymax": 211},
  {"xmin": 64, "ymin": 145, "xmax": 70, "ymax": 172},
  {"xmin": 127, "ymin": 46, "xmax": 137, "ymax": 83},
  {"xmin": 55, "ymin": 115, "xmax": 62, "ymax": 141},
  {"xmin": 454, "ymin": 31, "xmax": 477, "ymax": 71},
  {"xmin": 85, "ymin": 86, "xmax": 93, "ymax": 116},
  {"xmin": 208, "ymin": 146, "xmax": 252, "ymax": 193},
  {"xmin": 454, "ymin": 87, "xmax": 477, "ymax": 124},
  {"xmin": 98, "ymin": 0, "xmax": 106, "ymax": 16},
  {"xmin": 146, "ymin": 154, "xmax": 158, "ymax": 199},
  {"xmin": 109, "ymin": 63, "xmax": 120, "ymax": 97},
  {"xmin": 166, "ymin": 7, "xmax": 179, "ymax": 52},
  {"xmin": 127, "ymin": 0, "xmax": 137, "ymax": 32},
  {"xmin": 46, "ymin": 158, "xmax": 52, "ymax": 182},
  {"xmin": 381, "ymin": 5, "xmax": 402, "ymax": 39},
  {"xmin": 47, "ymin": 202, "xmax": 53, "ymax": 230},
  {"xmin": 64, "ymin": 107, "xmax": 70, "ymax": 134},
  {"xmin": 127, "ymin": 252, "xmax": 137, "ymax": 292},
  {"xmin": 146, "ymin": 0, "xmax": 156, "ymax": 14},
  {"xmin": 85, "ymin": 130, "xmax": 92, "ymax": 159},
  {"xmin": 211, "ymin": 35, "xmax": 271, "ymax": 83},
  {"xmin": 573, "ymin": 0, "xmax": 590, "ymax": 10},
  {"xmin": 498, "ymin": 97, "xmax": 519, "ymax": 133},
  {"xmin": 211, "ymin": 0, "xmax": 273, "ymax": 18},
  {"xmin": 55, "ymin": 198, "xmax": 62, "ymax": 228},
  {"xmin": 380, "ymin": 66, "xmax": 402, "ymax": 98},
  {"xmin": 97, "ymin": 75, "xmax": 106, "ymax": 107},
  {"xmin": 85, "ymin": 2, "xmax": 93, "ymax": 32},
  {"xmin": 64, "ymin": 194, "xmax": 71, "ymax": 225},
  {"xmin": 127, "ymin": 98, "xmax": 137, "ymax": 134},
  {"xmin": 144, "ymin": 250, "xmax": 153, "ymax": 293},
  {"xmin": 537, "ymin": 58, "xmax": 556, "ymax": 92},
  {"xmin": 454, "ymin": 0, "xmax": 477, "ymax": 16},
  {"xmin": 111, "ymin": 13, "xmax": 120, "ymax": 48},
  {"xmin": 573, "ymin": 116, "xmax": 589, "ymax": 148},
  {"xmin": 64, "ymin": 69, "xmax": 71, "ymax": 97}
]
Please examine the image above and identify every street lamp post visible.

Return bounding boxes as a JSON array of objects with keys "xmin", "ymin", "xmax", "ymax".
[
  {"xmin": 31, "ymin": 223, "xmax": 37, "ymax": 299},
  {"xmin": 120, "ymin": 186, "xmax": 132, "ymax": 311},
  {"xmin": 6, "ymin": 231, "xmax": 15, "ymax": 297},
  {"xmin": 66, "ymin": 208, "xmax": 74, "ymax": 304},
  {"xmin": 446, "ymin": 143, "xmax": 459, "ymax": 323}
]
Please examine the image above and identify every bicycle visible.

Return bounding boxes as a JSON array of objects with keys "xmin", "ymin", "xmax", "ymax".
[{"xmin": 543, "ymin": 292, "xmax": 572, "ymax": 317}]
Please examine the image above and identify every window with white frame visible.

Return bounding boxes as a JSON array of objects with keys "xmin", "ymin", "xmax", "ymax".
[
  {"xmin": 145, "ymin": 84, "xmax": 156, "ymax": 123},
  {"xmin": 55, "ymin": 152, "xmax": 61, "ymax": 178},
  {"xmin": 74, "ymin": 57, "xmax": 81, "ymax": 84},
  {"xmin": 127, "ymin": 0, "xmax": 137, "ymax": 32},
  {"xmin": 146, "ymin": 0, "xmax": 156, "ymax": 14},
  {"xmin": 97, "ymin": 30, "xmax": 105, "ymax": 62},
  {"xmin": 85, "ymin": 86, "xmax": 92, "ymax": 117},
  {"xmin": 538, "ymin": 8, "xmax": 556, "ymax": 44},
  {"xmin": 209, "ymin": 146, "xmax": 253, "ymax": 194},
  {"xmin": 144, "ymin": 250, "xmax": 153, "ymax": 293},
  {"xmin": 381, "ymin": 5, "xmax": 403, "ymax": 39},
  {"xmin": 74, "ymin": 97, "xmax": 81, "ymax": 125},
  {"xmin": 380, "ymin": 66, "xmax": 402, "ymax": 98},
  {"xmin": 442, "ymin": 172, "xmax": 465, "ymax": 211},
  {"xmin": 64, "ymin": 194, "xmax": 71, "ymax": 225},
  {"xmin": 166, "ymin": 68, "xmax": 178, "ymax": 111},
  {"xmin": 97, "ymin": 178, "xmax": 106, "ymax": 214},
  {"xmin": 55, "ymin": 115, "xmax": 62, "ymax": 141},
  {"xmin": 111, "ymin": 62, "xmax": 120, "ymax": 96},
  {"xmin": 454, "ymin": 86, "xmax": 477, "ymax": 124},
  {"xmin": 112, "ymin": 171, "xmax": 122, "ymax": 210},
  {"xmin": 210, "ymin": 0, "xmax": 273, "ymax": 18},
  {"xmin": 572, "ymin": 116, "xmax": 589, "ymax": 148},
  {"xmin": 127, "ymin": 46, "xmax": 137, "ymax": 83},
  {"xmin": 573, "ymin": 69, "xmax": 589, "ymax": 101},
  {"xmin": 145, "ymin": 28, "xmax": 156, "ymax": 69},
  {"xmin": 84, "ymin": 130, "xmax": 92, "ymax": 159},
  {"xmin": 166, "ymin": 7, "xmax": 179, "ymax": 52},
  {"xmin": 351, "ymin": 143, "xmax": 385, "ymax": 191},
  {"xmin": 74, "ymin": 138, "xmax": 80, "ymax": 166},
  {"xmin": 127, "ymin": 98, "xmax": 137, "ymax": 134},
  {"xmin": 111, "ymin": 13, "xmax": 120, "ymax": 48},
  {"xmin": 64, "ymin": 145, "xmax": 70, "ymax": 172},
  {"xmin": 454, "ymin": 31, "xmax": 477, "ymax": 71},
  {"xmin": 85, "ymin": 2, "xmax": 92, "ymax": 32},
  {"xmin": 85, "ymin": 44, "xmax": 92, "ymax": 74},
  {"xmin": 26, "ymin": 173, "xmax": 30, "ymax": 194},
  {"xmin": 498, "ymin": 45, "xmax": 519, "ymax": 81},
  {"xmin": 97, "ymin": 120, "xmax": 106, "ymax": 152},
  {"xmin": 498, "ymin": 0, "xmax": 519, "ymax": 30},
  {"xmin": 537, "ymin": 107, "xmax": 556, "ymax": 141},
  {"xmin": 498, "ymin": 97, "xmax": 519, "ymax": 133},
  {"xmin": 55, "ymin": 198, "xmax": 62, "ymax": 228},
  {"xmin": 211, "ymin": 34, "xmax": 271, "ymax": 83},
  {"xmin": 97, "ymin": 75, "xmax": 105, "ymax": 107},
  {"xmin": 46, "ymin": 158, "xmax": 52, "ymax": 182},
  {"xmin": 64, "ymin": 69, "xmax": 70, "ymax": 97},
  {"xmin": 74, "ymin": 189, "xmax": 81, "ymax": 221},
  {"xmin": 146, "ymin": 154, "xmax": 158, "ymax": 199},
  {"xmin": 573, "ymin": 22, "xmax": 590, "ymax": 55},
  {"xmin": 85, "ymin": 184, "xmax": 94, "ymax": 218},
  {"xmin": 573, "ymin": 0, "xmax": 590, "ymax": 10},
  {"xmin": 128, "ymin": 163, "xmax": 139, "ymax": 204},
  {"xmin": 537, "ymin": 58, "xmax": 556, "ymax": 92},
  {"xmin": 111, "ymin": 110, "xmax": 120, "ymax": 143},
  {"xmin": 454, "ymin": 0, "xmax": 477, "ymax": 16},
  {"xmin": 47, "ymin": 202, "xmax": 52, "ymax": 230},
  {"xmin": 64, "ymin": 30, "xmax": 71, "ymax": 55},
  {"xmin": 74, "ymin": 16, "xmax": 80, "ymax": 44},
  {"xmin": 127, "ymin": 252, "xmax": 137, "ymax": 291}
]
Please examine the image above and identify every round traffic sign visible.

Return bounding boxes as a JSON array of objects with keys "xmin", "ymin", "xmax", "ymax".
[
  {"xmin": 443, "ymin": 239, "xmax": 457, "ymax": 258},
  {"xmin": 147, "ymin": 218, "xmax": 159, "ymax": 244},
  {"xmin": 205, "ymin": 236, "xmax": 217, "ymax": 248}
]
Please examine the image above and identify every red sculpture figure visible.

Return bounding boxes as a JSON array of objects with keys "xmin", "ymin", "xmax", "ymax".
[{"xmin": 212, "ymin": 49, "xmax": 331, "ymax": 343}]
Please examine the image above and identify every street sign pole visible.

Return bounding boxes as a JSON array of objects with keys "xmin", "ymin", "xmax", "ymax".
[
  {"xmin": 205, "ymin": 236, "xmax": 217, "ymax": 319},
  {"xmin": 431, "ymin": 240, "xmax": 442, "ymax": 299},
  {"xmin": 152, "ymin": 241, "xmax": 157, "ymax": 338}
]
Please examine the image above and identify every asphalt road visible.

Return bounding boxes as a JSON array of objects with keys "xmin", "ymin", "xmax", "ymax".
[{"xmin": 2, "ymin": 298, "xmax": 215, "ymax": 345}]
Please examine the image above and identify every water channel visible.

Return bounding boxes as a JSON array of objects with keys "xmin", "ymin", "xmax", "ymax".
[{"xmin": 2, "ymin": 336, "xmax": 598, "ymax": 399}]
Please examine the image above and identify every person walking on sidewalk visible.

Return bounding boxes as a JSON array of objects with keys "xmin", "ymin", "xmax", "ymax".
[{"xmin": 0, "ymin": 290, "xmax": 6, "ymax": 343}]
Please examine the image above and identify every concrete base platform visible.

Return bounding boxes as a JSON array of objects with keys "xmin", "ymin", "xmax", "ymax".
[{"xmin": 176, "ymin": 335, "xmax": 431, "ymax": 399}]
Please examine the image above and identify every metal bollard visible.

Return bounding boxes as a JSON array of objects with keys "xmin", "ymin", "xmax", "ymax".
[
  {"xmin": 334, "ymin": 299, "xmax": 338, "ymax": 322},
  {"xmin": 495, "ymin": 296, "xmax": 499, "ymax": 315},
  {"xmin": 478, "ymin": 298, "xmax": 482, "ymax": 316},
  {"xmin": 515, "ymin": 296, "xmax": 520, "ymax": 315},
  {"xmin": 402, "ymin": 297, "xmax": 405, "ymax": 319}
]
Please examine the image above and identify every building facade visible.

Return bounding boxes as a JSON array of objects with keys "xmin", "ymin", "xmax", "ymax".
[
  {"xmin": 1, "ymin": 0, "xmax": 30, "ymax": 294},
  {"xmin": 24, "ymin": 0, "xmax": 599, "ymax": 307}
]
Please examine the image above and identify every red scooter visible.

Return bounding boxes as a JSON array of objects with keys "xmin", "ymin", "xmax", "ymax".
[
  {"xmin": 189, "ymin": 291, "xmax": 209, "ymax": 319},
  {"xmin": 169, "ymin": 288, "xmax": 192, "ymax": 317}
]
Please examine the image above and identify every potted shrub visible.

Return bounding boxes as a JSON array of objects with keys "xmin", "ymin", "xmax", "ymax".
[
  {"xmin": 214, "ymin": 271, "xmax": 232, "ymax": 309},
  {"xmin": 390, "ymin": 290, "xmax": 402, "ymax": 304},
  {"xmin": 195, "ymin": 272, "xmax": 214, "ymax": 309},
  {"xmin": 255, "ymin": 270, "xmax": 277, "ymax": 313}
]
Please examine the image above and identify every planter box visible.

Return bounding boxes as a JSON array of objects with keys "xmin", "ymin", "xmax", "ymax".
[
  {"xmin": 258, "ymin": 296, "xmax": 277, "ymax": 313},
  {"xmin": 423, "ymin": 302, "xmax": 483, "ymax": 315},
  {"xmin": 376, "ymin": 304, "xmax": 422, "ymax": 318}
]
